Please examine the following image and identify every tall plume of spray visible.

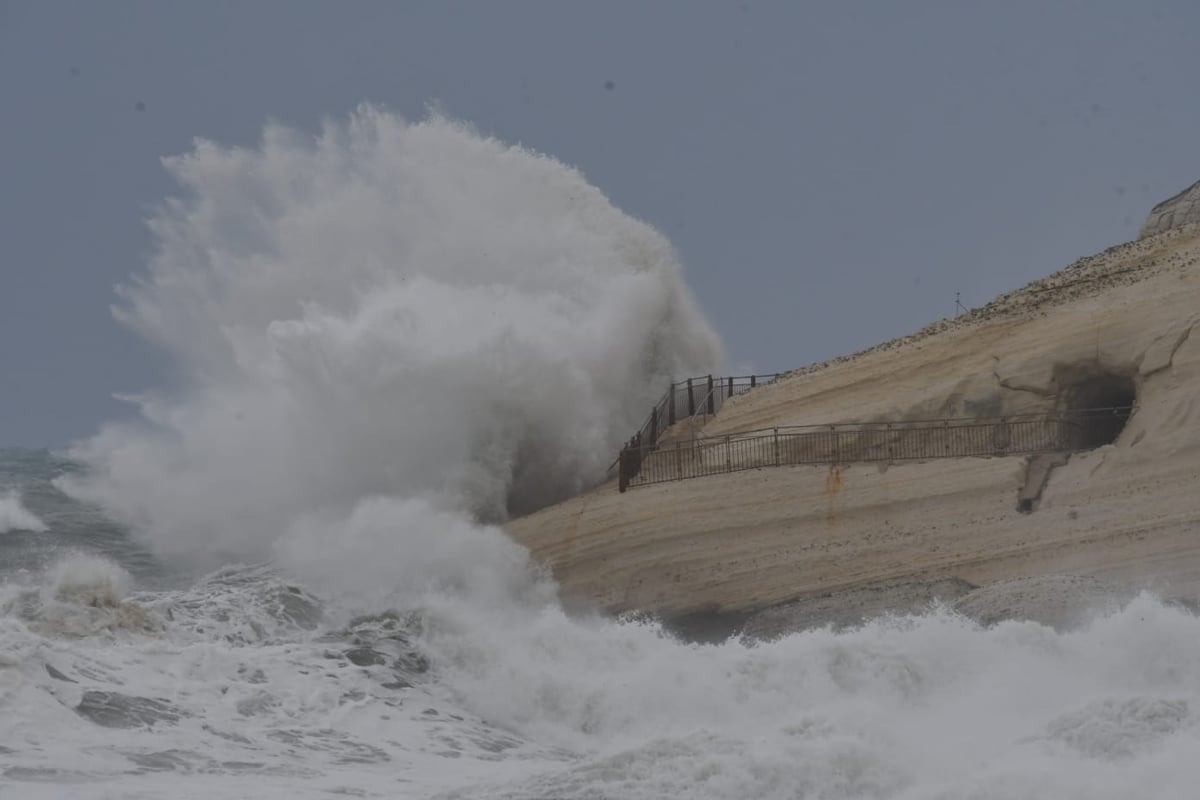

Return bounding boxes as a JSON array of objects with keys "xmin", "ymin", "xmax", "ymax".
[{"xmin": 63, "ymin": 107, "xmax": 721, "ymax": 576}]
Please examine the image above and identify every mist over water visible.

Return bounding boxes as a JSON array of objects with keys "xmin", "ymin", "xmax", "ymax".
[{"xmin": 61, "ymin": 107, "xmax": 720, "ymax": 570}]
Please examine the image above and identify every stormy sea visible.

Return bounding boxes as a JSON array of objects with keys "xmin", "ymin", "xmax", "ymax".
[{"xmin": 2, "ymin": 109, "xmax": 1200, "ymax": 799}]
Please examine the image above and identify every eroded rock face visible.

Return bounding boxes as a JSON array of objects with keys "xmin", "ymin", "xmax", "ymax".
[{"xmin": 1140, "ymin": 179, "xmax": 1200, "ymax": 239}]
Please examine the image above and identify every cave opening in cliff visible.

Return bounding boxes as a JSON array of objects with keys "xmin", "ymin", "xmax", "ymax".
[{"xmin": 1061, "ymin": 371, "xmax": 1136, "ymax": 448}]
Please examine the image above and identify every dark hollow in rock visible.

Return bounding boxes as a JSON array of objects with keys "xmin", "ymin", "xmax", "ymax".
[{"xmin": 1058, "ymin": 367, "xmax": 1136, "ymax": 448}]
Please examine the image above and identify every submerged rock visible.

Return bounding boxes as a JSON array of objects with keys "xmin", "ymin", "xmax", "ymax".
[
  {"xmin": 343, "ymin": 647, "xmax": 387, "ymax": 667},
  {"xmin": 45, "ymin": 663, "xmax": 77, "ymax": 683},
  {"xmin": 75, "ymin": 691, "xmax": 183, "ymax": 728}
]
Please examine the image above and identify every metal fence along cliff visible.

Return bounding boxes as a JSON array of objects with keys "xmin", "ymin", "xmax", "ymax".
[{"xmin": 616, "ymin": 408, "xmax": 1132, "ymax": 491}]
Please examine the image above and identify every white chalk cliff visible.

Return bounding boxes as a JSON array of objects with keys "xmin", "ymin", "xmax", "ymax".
[{"xmin": 508, "ymin": 207, "xmax": 1200, "ymax": 625}]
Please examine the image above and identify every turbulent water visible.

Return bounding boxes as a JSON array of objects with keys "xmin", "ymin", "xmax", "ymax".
[{"xmin": 4, "ymin": 109, "xmax": 1200, "ymax": 798}]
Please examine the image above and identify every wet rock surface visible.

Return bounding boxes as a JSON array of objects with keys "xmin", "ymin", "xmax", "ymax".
[
  {"xmin": 730, "ymin": 573, "xmax": 1195, "ymax": 640},
  {"xmin": 740, "ymin": 578, "xmax": 976, "ymax": 640},
  {"xmin": 951, "ymin": 574, "xmax": 1138, "ymax": 629},
  {"xmin": 75, "ymin": 691, "xmax": 183, "ymax": 728},
  {"xmin": 343, "ymin": 646, "xmax": 387, "ymax": 667},
  {"xmin": 45, "ymin": 663, "xmax": 77, "ymax": 683}
]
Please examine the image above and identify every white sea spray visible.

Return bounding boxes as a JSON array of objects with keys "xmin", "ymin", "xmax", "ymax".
[
  {"xmin": 59, "ymin": 108, "xmax": 720, "ymax": 572},
  {"xmin": 0, "ymin": 490, "xmax": 48, "ymax": 534}
]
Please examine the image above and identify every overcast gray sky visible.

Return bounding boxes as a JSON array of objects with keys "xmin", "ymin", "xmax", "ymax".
[{"xmin": 2, "ymin": 0, "xmax": 1198, "ymax": 448}]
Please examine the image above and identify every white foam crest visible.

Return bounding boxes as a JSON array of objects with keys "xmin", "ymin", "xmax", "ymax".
[
  {"xmin": 59, "ymin": 107, "xmax": 720, "ymax": 568},
  {"xmin": 431, "ymin": 595, "xmax": 1200, "ymax": 799},
  {"xmin": 3, "ymin": 571, "xmax": 1200, "ymax": 797},
  {"xmin": 0, "ymin": 490, "xmax": 48, "ymax": 533}
]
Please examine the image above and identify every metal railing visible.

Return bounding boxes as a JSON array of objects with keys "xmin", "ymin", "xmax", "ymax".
[
  {"xmin": 607, "ymin": 373, "xmax": 780, "ymax": 480},
  {"xmin": 616, "ymin": 408, "xmax": 1132, "ymax": 491}
]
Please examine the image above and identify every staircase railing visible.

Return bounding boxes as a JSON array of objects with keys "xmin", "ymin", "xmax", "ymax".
[{"xmin": 607, "ymin": 373, "xmax": 780, "ymax": 483}]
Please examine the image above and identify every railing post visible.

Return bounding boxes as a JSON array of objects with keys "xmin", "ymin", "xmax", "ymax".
[
  {"xmin": 668, "ymin": 382, "xmax": 677, "ymax": 426},
  {"xmin": 687, "ymin": 378, "xmax": 695, "ymax": 417},
  {"xmin": 774, "ymin": 427, "xmax": 779, "ymax": 466},
  {"xmin": 618, "ymin": 447, "xmax": 628, "ymax": 492},
  {"xmin": 707, "ymin": 375, "xmax": 715, "ymax": 415},
  {"xmin": 725, "ymin": 435, "xmax": 732, "ymax": 473},
  {"xmin": 751, "ymin": 374, "xmax": 757, "ymax": 389},
  {"xmin": 649, "ymin": 405, "xmax": 658, "ymax": 447},
  {"xmin": 728, "ymin": 375, "xmax": 734, "ymax": 398}
]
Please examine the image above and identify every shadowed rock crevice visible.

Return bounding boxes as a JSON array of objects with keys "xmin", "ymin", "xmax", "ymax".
[{"xmin": 1018, "ymin": 453, "xmax": 1071, "ymax": 513}]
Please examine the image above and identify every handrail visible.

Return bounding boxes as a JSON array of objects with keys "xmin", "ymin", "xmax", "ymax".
[
  {"xmin": 683, "ymin": 407, "xmax": 1134, "ymax": 439},
  {"xmin": 616, "ymin": 406, "xmax": 1134, "ymax": 491}
]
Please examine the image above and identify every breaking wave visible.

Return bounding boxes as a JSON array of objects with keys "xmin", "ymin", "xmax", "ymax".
[{"xmin": 59, "ymin": 107, "xmax": 720, "ymax": 571}]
